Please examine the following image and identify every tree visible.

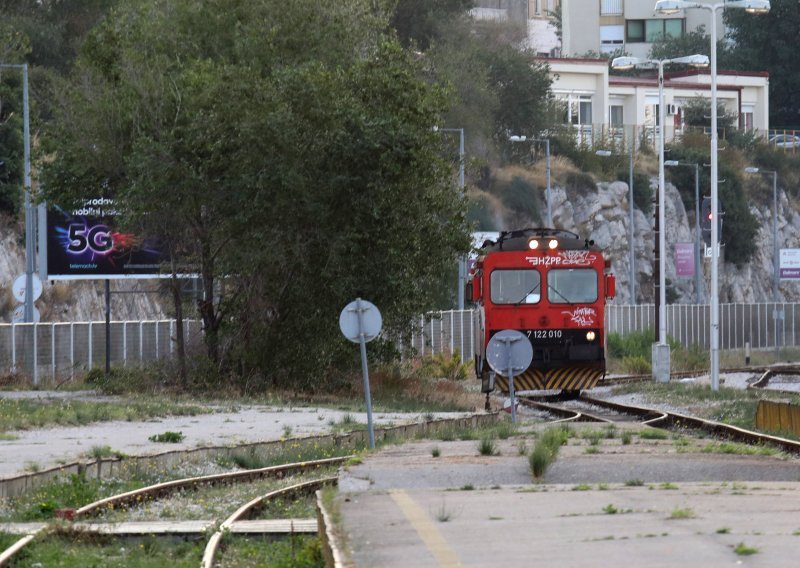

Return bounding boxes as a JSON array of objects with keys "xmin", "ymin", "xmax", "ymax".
[
  {"xmin": 41, "ymin": 0, "xmax": 471, "ymax": 390},
  {"xmin": 724, "ymin": 0, "xmax": 800, "ymax": 128},
  {"xmin": 391, "ymin": 0, "xmax": 475, "ymax": 50}
]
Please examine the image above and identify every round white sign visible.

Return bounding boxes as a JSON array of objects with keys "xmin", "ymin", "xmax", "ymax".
[
  {"xmin": 12, "ymin": 305, "xmax": 40, "ymax": 323},
  {"xmin": 339, "ymin": 299, "xmax": 382, "ymax": 343},
  {"xmin": 12, "ymin": 273, "xmax": 43, "ymax": 303}
]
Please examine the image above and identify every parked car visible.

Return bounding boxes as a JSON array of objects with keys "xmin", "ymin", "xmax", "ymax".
[{"xmin": 769, "ymin": 134, "xmax": 800, "ymax": 148}]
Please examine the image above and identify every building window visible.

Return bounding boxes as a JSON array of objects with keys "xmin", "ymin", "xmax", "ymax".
[
  {"xmin": 600, "ymin": 25, "xmax": 624, "ymax": 54},
  {"xmin": 741, "ymin": 105, "xmax": 754, "ymax": 132},
  {"xmin": 626, "ymin": 18, "xmax": 683, "ymax": 43},
  {"xmin": 600, "ymin": 0, "xmax": 623, "ymax": 16},
  {"xmin": 610, "ymin": 105, "xmax": 624, "ymax": 126}
]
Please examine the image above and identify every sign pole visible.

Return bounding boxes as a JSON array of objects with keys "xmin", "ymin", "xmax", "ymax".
[
  {"xmin": 505, "ymin": 337, "xmax": 518, "ymax": 423},
  {"xmin": 356, "ymin": 298, "xmax": 376, "ymax": 449}
]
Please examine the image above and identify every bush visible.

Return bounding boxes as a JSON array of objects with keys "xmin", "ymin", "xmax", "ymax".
[
  {"xmin": 563, "ymin": 170, "xmax": 597, "ymax": 197},
  {"xmin": 616, "ymin": 169, "xmax": 653, "ymax": 215}
]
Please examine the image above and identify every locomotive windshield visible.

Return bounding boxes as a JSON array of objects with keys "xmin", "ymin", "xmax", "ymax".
[
  {"xmin": 490, "ymin": 269, "xmax": 541, "ymax": 304},
  {"xmin": 547, "ymin": 268, "xmax": 598, "ymax": 304}
]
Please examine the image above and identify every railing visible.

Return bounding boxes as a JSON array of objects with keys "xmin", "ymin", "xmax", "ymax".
[
  {"xmin": 0, "ymin": 320, "xmax": 203, "ymax": 385},
  {"xmin": 600, "ymin": 0, "xmax": 623, "ymax": 16},
  {"xmin": 406, "ymin": 303, "xmax": 800, "ymax": 363}
]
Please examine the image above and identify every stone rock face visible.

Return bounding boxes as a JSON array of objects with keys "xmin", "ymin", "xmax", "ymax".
[{"xmin": 546, "ymin": 177, "xmax": 799, "ymax": 305}]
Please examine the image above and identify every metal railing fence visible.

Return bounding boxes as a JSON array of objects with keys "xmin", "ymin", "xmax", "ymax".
[
  {"xmin": 407, "ymin": 303, "xmax": 800, "ymax": 362},
  {"xmin": 0, "ymin": 320, "xmax": 203, "ymax": 385}
]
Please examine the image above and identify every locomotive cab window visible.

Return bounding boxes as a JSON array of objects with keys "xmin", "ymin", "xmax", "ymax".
[
  {"xmin": 490, "ymin": 269, "xmax": 541, "ymax": 305},
  {"xmin": 547, "ymin": 268, "xmax": 597, "ymax": 304}
]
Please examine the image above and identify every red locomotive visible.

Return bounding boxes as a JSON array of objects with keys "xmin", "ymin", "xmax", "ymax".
[{"xmin": 468, "ymin": 228, "xmax": 615, "ymax": 395}]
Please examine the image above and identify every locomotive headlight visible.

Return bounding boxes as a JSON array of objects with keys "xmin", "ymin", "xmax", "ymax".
[
  {"xmin": 548, "ymin": 239, "xmax": 558, "ymax": 249},
  {"xmin": 528, "ymin": 238, "xmax": 539, "ymax": 250},
  {"xmin": 586, "ymin": 331, "xmax": 596, "ymax": 342}
]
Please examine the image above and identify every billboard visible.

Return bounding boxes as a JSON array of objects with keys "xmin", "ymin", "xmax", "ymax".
[
  {"xmin": 46, "ymin": 198, "xmax": 167, "ymax": 280},
  {"xmin": 674, "ymin": 243, "xmax": 695, "ymax": 278},
  {"xmin": 780, "ymin": 249, "xmax": 800, "ymax": 280}
]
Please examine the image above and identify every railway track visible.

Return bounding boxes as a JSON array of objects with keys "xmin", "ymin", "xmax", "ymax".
[
  {"xmin": 0, "ymin": 456, "xmax": 349, "ymax": 567},
  {"xmin": 520, "ymin": 392, "xmax": 800, "ymax": 457}
]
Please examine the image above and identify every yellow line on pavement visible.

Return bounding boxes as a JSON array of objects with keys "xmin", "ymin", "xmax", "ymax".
[{"xmin": 389, "ymin": 490, "xmax": 464, "ymax": 568}]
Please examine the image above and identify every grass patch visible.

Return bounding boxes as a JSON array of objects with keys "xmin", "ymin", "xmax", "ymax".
[
  {"xmin": 88, "ymin": 445, "xmax": 126, "ymax": 459},
  {"xmin": 218, "ymin": 534, "xmax": 323, "ymax": 567},
  {"xmin": 733, "ymin": 542, "xmax": 759, "ymax": 556},
  {"xmin": 669, "ymin": 507, "xmax": 695, "ymax": 519},
  {"xmin": 14, "ymin": 532, "xmax": 203, "ymax": 566},
  {"xmin": 638, "ymin": 428, "xmax": 669, "ymax": 440},
  {"xmin": 148, "ymin": 431, "xmax": 185, "ymax": 443},
  {"xmin": 529, "ymin": 426, "xmax": 571, "ymax": 479},
  {"xmin": 625, "ymin": 479, "xmax": 644, "ymax": 487},
  {"xmin": 477, "ymin": 436, "xmax": 499, "ymax": 456},
  {"xmin": 0, "ymin": 398, "xmax": 213, "ymax": 431}
]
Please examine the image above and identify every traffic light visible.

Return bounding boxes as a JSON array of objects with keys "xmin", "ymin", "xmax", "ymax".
[
  {"xmin": 700, "ymin": 196, "xmax": 723, "ymax": 247},
  {"xmin": 700, "ymin": 197, "xmax": 712, "ymax": 246}
]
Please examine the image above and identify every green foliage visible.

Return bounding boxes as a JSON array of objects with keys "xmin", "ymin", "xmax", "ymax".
[
  {"xmin": 477, "ymin": 436, "xmax": 498, "ymax": 456},
  {"xmin": 390, "ymin": 0, "xmax": 475, "ymax": 50},
  {"xmin": 725, "ymin": 1, "xmax": 800, "ymax": 128},
  {"xmin": 418, "ymin": 352, "xmax": 470, "ymax": 381},
  {"xmin": 41, "ymin": 0, "xmax": 472, "ymax": 391},
  {"xmin": 491, "ymin": 175, "xmax": 541, "ymax": 226},
  {"xmin": 607, "ymin": 330, "xmax": 655, "ymax": 360},
  {"xmin": 529, "ymin": 425, "xmax": 570, "ymax": 478},
  {"xmin": 148, "ymin": 431, "xmax": 185, "ymax": 443},
  {"xmin": 616, "ymin": 169, "xmax": 652, "ymax": 215},
  {"xmin": 563, "ymin": 171, "xmax": 597, "ymax": 197},
  {"xmin": 467, "ymin": 192, "xmax": 497, "ymax": 230}
]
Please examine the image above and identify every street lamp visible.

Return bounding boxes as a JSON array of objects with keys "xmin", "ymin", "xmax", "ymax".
[
  {"xmin": 655, "ymin": 0, "xmax": 770, "ymax": 390},
  {"xmin": 0, "ymin": 63, "xmax": 33, "ymax": 324},
  {"xmin": 595, "ymin": 147, "xmax": 636, "ymax": 303},
  {"xmin": 744, "ymin": 166, "xmax": 780, "ymax": 354},
  {"xmin": 434, "ymin": 126, "xmax": 467, "ymax": 309},
  {"xmin": 611, "ymin": 53, "xmax": 709, "ymax": 382},
  {"xmin": 509, "ymin": 134, "xmax": 552, "ymax": 227},
  {"xmin": 665, "ymin": 160, "xmax": 703, "ymax": 304}
]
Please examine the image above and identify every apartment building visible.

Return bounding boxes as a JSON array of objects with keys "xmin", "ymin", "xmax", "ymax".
[{"xmin": 560, "ymin": 0, "xmax": 728, "ymax": 59}]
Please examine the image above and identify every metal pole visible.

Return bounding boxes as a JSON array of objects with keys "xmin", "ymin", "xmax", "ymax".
[
  {"xmin": 105, "ymin": 279, "xmax": 111, "ymax": 376},
  {"xmin": 773, "ymin": 171, "xmax": 780, "ymax": 356},
  {"xmin": 772, "ymin": 171, "xmax": 778, "ymax": 304},
  {"xmin": 356, "ymin": 299, "xmax": 376, "ymax": 449},
  {"xmin": 545, "ymin": 138, "xmax": 552, "ymax": 227},
  {"xmin": 629, "ymin": 138, "xmax": 635, "ymax": 302},
  {"xmin": 694, "ymin": 164, "xmax": 701, "ymax": 304},
  {"xmin": 709, "ymin": 7, "xmax": 721, "ymax": 391},
  {"xmin": 456, "ymin": 128, "xmax": 466, "ymax": 310},
  {"xmin": 657, "ymin": 60, "xmax": 667, "ymax": 348}
]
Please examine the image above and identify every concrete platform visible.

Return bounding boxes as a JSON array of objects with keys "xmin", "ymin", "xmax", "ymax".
[{"xmin": 335, "ymin": 437, "xmax": 800, "ymax": 567}]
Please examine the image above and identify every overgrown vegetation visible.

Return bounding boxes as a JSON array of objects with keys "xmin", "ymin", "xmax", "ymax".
[{"xmin": 529, "ymin": 425, "xmax": 571, "ymax": 479}]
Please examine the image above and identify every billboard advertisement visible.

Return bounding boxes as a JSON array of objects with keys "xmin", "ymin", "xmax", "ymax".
[
  {"xmin": 780, "ymin": 249, "xmax": 800, "ymax": 280},
  {"xmin": 674, "ymin": 243, "xmax": 695, "ymax": 278},
  {"xmin": 46, "ymin": 198, "xmax": 166, "ymax": 280}
]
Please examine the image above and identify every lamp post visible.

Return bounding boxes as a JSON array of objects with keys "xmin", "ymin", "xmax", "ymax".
[
  {"xmin": 655, "ymin": 0, "xmax": 770, "ymax": 390},
  {"xmin": 509, "ymin": 135, "xmax": 552, "ymax": 227},
  {"xmin": 665, "ymin": 160, "xmax": 703, "ymax": 304},
  {"xmin": 745, "ymin": 166, "xmax": 780, "ymax": 354},
  {"xmin": 611, "ymin": 53, "xmax": 709, "ymax": 382},
  {"xmin": 434, "ymin": 126, "xmax": 466, "ymax": 309},
  {"xmin": 0, "ymin": 63, "xmax": 33, "ymax": 323},
  {"xmin": 595, "ymin": 147, "xmax": 636, "ymax": 303}
]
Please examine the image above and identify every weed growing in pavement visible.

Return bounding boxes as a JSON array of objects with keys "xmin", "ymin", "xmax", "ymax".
[
  {"xmin": 699, "ymin": 441, "xmax": 782, "ymax": 457},
  {"xmin": 717, "ymin": 527, "xmax": 732, "ymax": 534},
  {"xmin": 659, "ymin": 482, "xmax": 679, "ymax": 490},
  {"xmin": 584, "ymin": 446, "xmax": 600, "ymax": 454},
  {"xmin": 602, "ymin": 504, "xmax": 618, "ymax": 514},
  {"xmin": 431, "ymin": 446, "xmax": 441, "ymax": 458},
  {"xmin": 603, "ymin": 425, "xmax": 617, "ymax": 439},
  {"xmin": 529, "ymin": 425, "xmax": 570, "ymax": 479},
  {"xmin": 477, "ymin": 436, "xmax": 499, "ymax": 456},
  {"xmin": 669, "ymin": 507, "xmax": 695, "ymax": 519},
  {"xmin": 621, "ymin": 431, "xmax": 632, "ymax": 445},
  {"xmin": 625, "ymin": 479, "xmax": 644, "ymax": 487},
  {"xmin": 733, "ymin": 542, "xmax": 759, "ymax": 556},
  {"xmin": 148, "ymin": 431, "xmax": 185, "ymax": 443},
  {"xmin": 517, "ymin": 440, "xmax": 527, "ymax": 455},
  {"xmin": 572, "ymin": 484, "xmax": 591, "ymax": 491},
  {"xmin": 597, "ymin": 484, "xmax": 609, "ymax": 491},
  {"xmin": 460, "ymin": 484, "xmax": 474, "ymax": 491},
  {"xmin": 281, "ymin": 424, "xmax": 293, "ymax": 438},
  {"xmin": 434, "ymin": 500, "xmax": 455, "ymax": 522},
  {"xmin": 638, "ymin": 428, "xmax": 669, "ymax": 440}
]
